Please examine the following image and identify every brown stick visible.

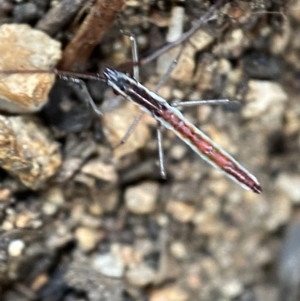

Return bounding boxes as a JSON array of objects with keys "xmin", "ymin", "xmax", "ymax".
[{"xmin": 58, "ymin": 0, "xmax": 124, "ymax": 70}]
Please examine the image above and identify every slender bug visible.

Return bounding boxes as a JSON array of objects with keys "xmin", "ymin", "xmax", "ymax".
[{"xmin": 1, "ymin": 33, "xmax": 262, "ymax": 194}]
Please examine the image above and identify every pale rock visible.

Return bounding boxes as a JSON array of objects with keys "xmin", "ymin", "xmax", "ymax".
[
  {"xmin": 0, "ymin": 115, "xmax": 61, "ymax": 189},
  {"xmin": 166, "ymin": 201, "xmax": 196, "ymax": 223},
  {"xmin": 125, "ymin": 181, "xmax": 159, "ymax": 214},
  {"xmin": 126, "ymin": 263, "xmax": 156, "ymax": 287},
  {"xmin": 0, "ymin": 24, "xmax": 61, "ymax": 113},
  {"xmin": 93, "ymin": 252, "xmax": 124, "ymax": 278},
  {"xmin": 8, "ymin": 239, "xmax": 25, "ymax": 257},
  {"xmin": 276, "ymin": 173, "xmax": 300, "ymax": 203},
  {"xmin": 75, "ymin": 227, "xmax": 98, "ymax": 252},
  {"xmin": 243, "ymin": 80, "xmax": 287, "ymax": 119},
  {"xmin": 150, "ymin": 285, "xmax": 189, "ymax": 301}
]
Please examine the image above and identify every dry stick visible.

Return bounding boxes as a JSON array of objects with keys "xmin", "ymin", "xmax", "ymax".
[
  {"xmin": 140, "ymin": 0, "xmax": 227, "ymax": 65},
  {"xmin": 58, "ymin": 0, "xmax": 124, "ymax": 70},
  {"xmin": 36, "ymin": 0, "xmax": 89, "ymax": 36}
]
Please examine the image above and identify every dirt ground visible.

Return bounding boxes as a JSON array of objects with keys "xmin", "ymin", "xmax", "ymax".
[{"xmin": 0, "ymin": 0, "xmax": 299, "ymax": 300}]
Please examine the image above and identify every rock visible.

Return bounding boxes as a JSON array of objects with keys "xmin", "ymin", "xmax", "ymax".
[
  {"xmin": 125, "ymin": 263, "xmax": 156, "ymax": 287},
  {"xmin": 81, "ymin": 159, "xmax": 118, "ymax": 183},
  {"xmin": 166, "ymin": 201, "xmax": 196, "ymax": 223},
  {"xmin": 157, "ymin": 6, "xmax": 184, "ymax": 76},
  {"xmin": 0, "ymin": 115, "xmax": 61, "ymax": 189},
  {"xmin": 170, "ymin": 241, "xmax": 188, "ymax": 259},
  {"xmin": 93, "ymin": 252, "xmax": 124, "ymax": 278},
  {"xmin": 150, "ymin": 285, "xmax": 189, "ymax": 301},
  {"xmin": 265, "ymin": 193, "xmax": 291, "ymax": 231},
  {"xmin": 0, "ymin": 24, "xmax": 61, "ymax": 113},
  {"xmin": 243, "ymin": 80, "xmax": 287, "ymax": 119},
  {"xmin": 221, "ymin": 279, "xmax": 243, "ymax": 298},
  {"xmin": 189, "ymin": 29, "xmax": 214, "ymax": 51},
  {"xmin": 125, "ymin": 181, "xmax": 159, "ymax": 214},
  {"xmin": 42, "ymin": 186, "xmax": 65, "ymax": 215},
  {"xmin": 276, "ymin": 173, "xmax": 300, "ymax": 203},
  {"xmin": 102, "ymin": 97, "xmax": 150, "ymax": 159},
  {"xmin": 213, "ymin": 28, "xmax": 250, "ymax": 58},
  {"xmin": 0, "ymin": 188, "xmax": 11, "ymax": 202},
  {"xmin": 75, "ymin": 227, "xmax": 99, "ymax": 252},
  {"xmin": 171, "ymin": 44, "xmax": 195, "ymax": 82},
  {"xmin": 64, "ymin": 252, "xmax": 123, "ymax": 301},
  {"xmin": 8, "ymin": 239, "xmax": 25, "ymax": 257}
]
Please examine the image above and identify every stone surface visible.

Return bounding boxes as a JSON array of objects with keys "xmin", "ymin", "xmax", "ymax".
[
  {"xmin": 0, "ymin": 24, "xmax": 61, "ymax": 113},
  {"xmin": 93, "ymin": 252, "xmax": 124, "ymax": 278},
  {"xmin": 81, "ymin": 159, "xmax": 118, "ymax": 183},
  {"xmin": 243, "ymin": 80, "xmax": 287, "ymax": 119},
  {"xmin": 8, "ymin": 239, "xmax": 25, "ymax": 257},
  {"xmin": 75, "ymin": 227, "xmax": 99, "ymax": 252},
  {"xmin": 126, "ymin": 263, "xmax": 156, "ymax": 287},
  {"xmin": 125, "ymin": 181, "xmax": 159, "ymax": 214},
  {"xmin": 0, "ymin": 115, "xmax": 61, "ymax": 189},
  {"xmin": 102, "ymin": 98, "xmax": 151, "ymax": 159}
]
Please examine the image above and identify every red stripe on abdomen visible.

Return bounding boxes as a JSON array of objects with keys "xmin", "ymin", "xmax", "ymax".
[{"xmin": 161, "ymin": 110, "xmax": 262, "ymax": 193}]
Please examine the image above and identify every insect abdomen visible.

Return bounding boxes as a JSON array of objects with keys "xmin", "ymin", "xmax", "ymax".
[{"xmin": 161, "ymin": 109, "xmax": 262, "ymax": 193}]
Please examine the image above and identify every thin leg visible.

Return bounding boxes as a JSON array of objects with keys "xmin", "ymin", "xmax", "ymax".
[
  {"xmin": 120, "ymin": 30, "xmax": 139, "ymax": 81},
  {"xmin": 154, "ymin": 47, "xmax": 183, "ymax": 93},
  {"xmin": 156, "ymin": 122, "xmax": 166, "ymax": 179},
  {"xmin": 171, "ymin": 98, "xmax": 233, "ymax": 107},
  {"xmin": 58, "ymin": 75, "xmax": 103, "ymax": 116},
  {"xmin": 113, "ymin": 28, "xmax": 145, "ymax": 147},
  {"xmin": 113, "ymin": 110, "xmax": 144, "ymax": 148}
]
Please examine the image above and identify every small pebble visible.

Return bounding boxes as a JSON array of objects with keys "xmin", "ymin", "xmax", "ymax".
[
  {"xmin": 170, "ymin": 241, "xmax": 188, "ymax": 259},
  {"xmin": 93, "ymin": 253, "xmax": 124, "ymax": 278},
  {"xmin": 44, "ymin": 186, "xmax": 65, "ymax": 205},
  {"xmin": 81, "ymin": 159, "xmax": 118, "ymax": 183},
  {"xmin": 15, "ymin": 214, "xmax": 31, "ymax": 228},
  {"xmin": 157, "ymin": 6, "xmax": 184, "ymax": 75},
  {"xmin": 0, "ymin": 189, "xmax": 11, "ymax": 202},
  {"xmin": 171, "ymin": 45, "xmax": 196, "ymax": 82},
  {"xmin": 221, "ymin": 279, "xmax": 243, "ymax": 298},
  {"xmin": 102, "ymin": 99, "xmax": 150, "ymax": 158},
  {"xmin": 75, "ymin": 227, "xmax": 98, "ymax": 252},
  {"xmin": 169, "ymin": 144, "xmax": 187, "ymax": 161},
  {"xmin": 243, "ymin": 80, "xmax": 287, "ymax": 118},
  {"xmin": 42, "ymin": 202, "xmax": 58, "ymax": 216},
  {"xmin": 42, "ymin": 186, "xmax": 65, "ymax": 215},
  {"xmin": 125, "ymin": 181, "xmax": 159, "ymax": 214},
  {"xmin": 276, "ymin": 173, "xmax": 300, "ymax": 203},
  {"xmin": 31, "ymin": 274, "xmax": 49, "ymax": 291},
  {"xmin": 189, "ymin": 29, "xmax": 214, "ymax": 51},
  {"xmin": 166, "ymin": 201, "xmax": 196, "ymax": 223},
  {"xmin": 126, "ymin": 263, "xmax": 156, "ymax": 287},
  {"xmin": 8, "ymin": 239, "xmax": 25, "ymax": 257},
  {"xmin": 150, "ymin": 285, "xmax": 189, "ymax": 301}
]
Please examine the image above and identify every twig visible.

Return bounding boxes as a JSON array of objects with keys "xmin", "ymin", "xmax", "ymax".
[
  {"xmin": 36, "ymin": 0, "xmax": 89, "ymax": 36},
  {"xmin": 140, "ymin": 0, "xmax": 227, "ymax": 65},
  {"xmin": 58, "ymin": 0, "xmax": 124, "ymax": 70}
]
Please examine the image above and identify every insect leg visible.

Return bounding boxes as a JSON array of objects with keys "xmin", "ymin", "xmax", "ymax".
[
  {"xmin": 172, "ymin": 99, "xmax": 230, "ymax": 107},
  {"xmin": 113, "ymin": 110, "xmax": 144, "ymax": 149},
  {"xmin": 112, "ymin": 29, "xmax": 147, "ymax": 147},
  {"xmin": 156, "ymin": 121, "xmax": 166, "ymax": 179},
  {"xmin": 58, "ymin": 75, "xmax": 103, "ymax": 116},
  {"xmin": 155, "ymin": 47, "xmax": 183, "ymax": 93},
  {"xmin": 120, "ymin": 30, "xmax": 139, "ymax": 81}
]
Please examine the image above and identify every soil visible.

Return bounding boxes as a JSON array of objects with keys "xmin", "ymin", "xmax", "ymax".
[{"xmin": 0, "ymin": 1, "xmax": 299, "ymax": 301}]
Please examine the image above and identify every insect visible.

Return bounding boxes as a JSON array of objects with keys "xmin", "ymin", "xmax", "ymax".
[
  {"xmin": 101, "ymin": 68, "xmax": 262, "ymax": 194},
  {"xmin": 43, "ymin": 28, "xmax": 261, "ymax": 194},
  {"xmin": 1, "ymin": 32, "xmax": 262, "ymax": 194}
]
